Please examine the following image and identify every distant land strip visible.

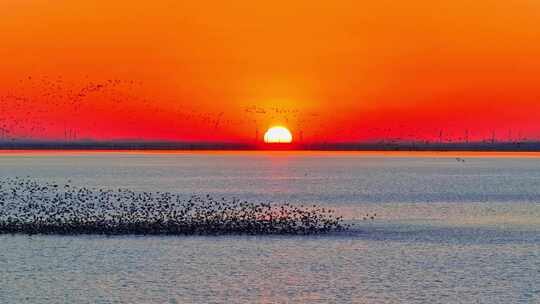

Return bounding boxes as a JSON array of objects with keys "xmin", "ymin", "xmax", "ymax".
[{"xmin": 2, "ymin": 141, "xmax": 540, "ymax": 152}]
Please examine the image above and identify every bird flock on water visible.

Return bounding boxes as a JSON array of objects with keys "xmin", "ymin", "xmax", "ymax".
[{"xmin": 0, "ymin": 177, "xmax": 347, "ymax": 235}]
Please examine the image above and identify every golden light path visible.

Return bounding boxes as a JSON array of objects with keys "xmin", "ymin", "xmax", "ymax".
[{"xmin": 264, "ymin": 126, "xmax": 293, "ymax": 143}]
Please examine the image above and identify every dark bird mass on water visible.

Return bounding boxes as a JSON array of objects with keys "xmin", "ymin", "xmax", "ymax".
[{"xmin": 0, "ymin": 177, "xmax": 347, "ymax": 235}]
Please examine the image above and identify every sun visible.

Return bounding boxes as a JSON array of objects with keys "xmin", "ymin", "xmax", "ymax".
[{"xmin": 264, "ymin": 126, "xmax": 293, "ymax": 143}]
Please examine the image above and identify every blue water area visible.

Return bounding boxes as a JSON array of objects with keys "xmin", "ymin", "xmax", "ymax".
[{"xmin": 1, "ymin": 151, "xmax": 539, "ymax": 303}]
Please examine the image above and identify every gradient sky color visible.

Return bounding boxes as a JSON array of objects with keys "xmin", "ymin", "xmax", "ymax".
[{"xmin": 1, "ymin": 0, "xmax": 540, "ymax": 143}]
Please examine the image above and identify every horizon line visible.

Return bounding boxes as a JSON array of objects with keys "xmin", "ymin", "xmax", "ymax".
[{"xmin": 1, "ymin": 140, "xmax": 540, "ymax": 152}]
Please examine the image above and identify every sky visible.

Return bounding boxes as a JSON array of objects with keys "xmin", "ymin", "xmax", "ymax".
[{"xmin": 1, "ymin": 0, "xmax": 540, "ymax": 143}]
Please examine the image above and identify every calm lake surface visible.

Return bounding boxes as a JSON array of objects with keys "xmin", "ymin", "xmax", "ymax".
[{"xmin": 1, "ymin": 151, "xmax": 539, "ymax": 303}]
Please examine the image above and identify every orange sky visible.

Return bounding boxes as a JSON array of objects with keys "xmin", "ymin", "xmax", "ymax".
[{"xmin": 1, "ymin": 0, "xmax": 540, "ymax": 143}]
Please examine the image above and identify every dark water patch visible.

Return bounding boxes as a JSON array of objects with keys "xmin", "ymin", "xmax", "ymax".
[{"xmin": 350, "ymin": 223, "xmax": 540, "ymax": 245}]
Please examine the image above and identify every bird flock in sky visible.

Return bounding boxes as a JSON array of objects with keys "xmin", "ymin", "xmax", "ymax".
[{"xmin": 0, "ymin": 75, "xmax": 315, "ymax": 142}]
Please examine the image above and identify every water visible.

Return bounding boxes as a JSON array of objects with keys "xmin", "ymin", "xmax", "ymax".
[{"xmin": 1, "ymin": 151, "xmax": 539, "ymax": 303}]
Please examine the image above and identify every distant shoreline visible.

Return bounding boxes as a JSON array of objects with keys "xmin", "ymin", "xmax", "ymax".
[{"xmin": 1, "ymin": 141, "xmax": 540, "ymax": 152}]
